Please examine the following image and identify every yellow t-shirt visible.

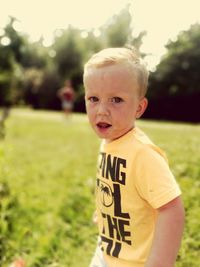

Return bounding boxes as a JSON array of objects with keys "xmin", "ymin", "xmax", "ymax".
[{"xmin": 96, "ymin": 127, "xmax": 181, "ymax": 267}]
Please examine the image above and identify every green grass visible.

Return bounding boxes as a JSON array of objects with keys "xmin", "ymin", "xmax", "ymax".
[{"xmin": 0, "ymin": 109, "xmax": 200, "ymax": 266}]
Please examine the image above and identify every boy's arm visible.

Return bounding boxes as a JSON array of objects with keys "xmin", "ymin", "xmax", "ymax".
[{"xmin": 145, "ymin": 196, "xmax": 185, "ymax": 267}]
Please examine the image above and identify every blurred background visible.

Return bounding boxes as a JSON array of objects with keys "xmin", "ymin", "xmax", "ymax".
[
  {"xmin": 1, "ymin": 1, "xmax": 200, "ymax": 266},
  {"xmin": 1, "ymin": 0, "xmax": 200, "ymax": 122}
]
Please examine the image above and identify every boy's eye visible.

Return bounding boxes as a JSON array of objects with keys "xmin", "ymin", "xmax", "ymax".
[
  {"xmin": 88, "ymin": 96, "xmax": 99, "ymax": 102},
  {"xmin": 111, "ymin": 97, "xmax": 123, "ymax": 103}
]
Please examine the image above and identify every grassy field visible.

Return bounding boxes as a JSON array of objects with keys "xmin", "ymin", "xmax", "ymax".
[{"xmin": 0, "ymin": 109, "xmax": 200, "ymax": 267}]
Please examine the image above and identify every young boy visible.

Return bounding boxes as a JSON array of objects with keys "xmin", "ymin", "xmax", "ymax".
[{"xmin": 83, "ymin": 47, "xmax": 185, "ymax": 267}]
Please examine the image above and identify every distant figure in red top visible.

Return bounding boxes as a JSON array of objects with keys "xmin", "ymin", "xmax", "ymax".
[{"xmin": 58, "ymin": 80, "xmax": 75, "ymax": 115}]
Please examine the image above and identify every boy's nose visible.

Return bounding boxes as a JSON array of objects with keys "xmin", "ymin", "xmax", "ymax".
[{"xmin": 97, "ymin": 103, "xmax": 109, "ymax": 116}]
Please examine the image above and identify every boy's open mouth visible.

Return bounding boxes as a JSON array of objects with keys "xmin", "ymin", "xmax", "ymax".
[{"xmin": 96, "ymin": 122, "xmax": 112, "ymax": 129}]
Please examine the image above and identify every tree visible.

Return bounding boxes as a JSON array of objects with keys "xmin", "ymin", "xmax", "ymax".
[
  {"xmin": 0, "ymin": 19, "xmax": 14, "ymax": 106},
  {"xmin": 101, "ymin": 5, "xmax": 146, "ymax": 49},
  {"xmin": 0, "ymin": 9, "xmax": 147, "ymax": 112},
  {"xmin": 146, "ymin": 23, "xmax": 200, "ymax": 122},
  {"xmin": 20, "ymin": 39, "xmax": 49, "ymax": 69},
  {"xmin": 52, "ymin": 26, "xmax": 84, "ymax": 83},
  {"xmin": 50, "ymin": 7, "xmax": 147, "ymax": 112},
  {"xmin": 51, "ymin": 26, "xmax": 98, "ymax": 112},
  {"xmin": 0, "ymin": 17, "xmax": 26, "ymax": 106}
]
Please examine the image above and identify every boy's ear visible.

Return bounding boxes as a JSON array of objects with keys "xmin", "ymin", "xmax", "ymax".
[{"xmin": 136, "ymin": 97, "xmax": 148, "ymax": 119}]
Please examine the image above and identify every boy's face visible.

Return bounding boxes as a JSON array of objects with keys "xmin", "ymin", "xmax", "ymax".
[{"xmin": 84, "ymin": 64, "xmax": 147, "ymax": 143}]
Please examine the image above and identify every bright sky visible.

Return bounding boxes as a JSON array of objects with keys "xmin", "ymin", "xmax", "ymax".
[{"xmin": 0, "ymin": 0, "xmax": 200, "ymax": 70}]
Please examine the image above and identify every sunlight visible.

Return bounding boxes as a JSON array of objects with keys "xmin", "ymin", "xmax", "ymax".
[{"xmin": 1, "ymin": 0, "xmax": 200, "ymax": 68}]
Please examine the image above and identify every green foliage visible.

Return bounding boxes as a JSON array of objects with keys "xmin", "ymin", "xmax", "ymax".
[
  {"xmin": 0, "ymin": 142, "xmax": 19, "ymax": 264},
  {"xmin": 0, "ymin": 110, "xmax": 99, "ymax": 266},
  {"xmin": 0, "ymin": 109, "xmax": 199, "ymax": 266},
  {"xmin": 101, "ymin": 5, "xmax": 146, "ymax": 49},
  {"xmin": 0, "ymin": 71, "xmax": 12, "ymax": 106},
  {"xmin": 101, "ymin": 5, "xmax": 133, "ymax": 47},
  {"xmin": 0, "ymin": 17, "xmax": 30, "ymax": 106},
  {"xmin": 165, "ymin": 23, "xmax": 200, "ymax": 94},
  {"xmin": 3, "ymin": 17, "xmax": 26, "ymax": 64},
  {"xmin": 53, "ymin": 27, "xmax": 84, "ymax": 81},
  {"xmin": 23, "ymin": 69, "xmax": 61, "ymax": 110},
  {"xmin": 0, "ymin": 17, "xmax": 50, "ymax": 107},
  {"xmin": 151, "ymin": 23, "xmax": 200, "ymax": 97},
  {"xmin": 0, "ymin": 23, "xmax": 14, "ymax": 106},
  {"xmin": 0, "ymin": 8, "xmax": 147, "ymax": 112},
  {"xmin": 0, "ymin": 181, "xmax": 20, "ymax": 264},
  {"xmin": 20, "ymin": 40, "xmax": 49, "ymax": 69},
  {"xmin": 146, "ymin": 23, "xmax": 200, "ymax": 121}
]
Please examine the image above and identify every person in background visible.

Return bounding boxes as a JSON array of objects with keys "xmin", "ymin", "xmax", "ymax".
[{"xmin": 57, "ymin": 79, "xmax": 75, "ymax": 115}]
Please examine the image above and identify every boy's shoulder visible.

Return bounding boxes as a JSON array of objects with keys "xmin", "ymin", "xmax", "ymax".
[
  {"xmin": 101, "ymin": 127, "xmax": 168, "ymax": 162},
  {"xmin": 132, "ymin": 127, "xmax": 168, "ymax": 162}
]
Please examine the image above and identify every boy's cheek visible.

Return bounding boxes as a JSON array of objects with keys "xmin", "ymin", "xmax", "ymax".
[
  {"xmin": 86, "ymin": 106, "xmax": 95, "ymax": 116},
  {"xmin": 85, "ymin": 104, "xmax": 91, "ymax": 114}
]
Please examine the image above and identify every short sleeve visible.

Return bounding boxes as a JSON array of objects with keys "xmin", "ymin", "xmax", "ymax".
[{"xmin": 135, "ymin": 145, "xmax": 181, "ymax": 209}]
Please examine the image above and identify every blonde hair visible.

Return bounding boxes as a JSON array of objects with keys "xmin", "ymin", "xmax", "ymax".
[{"xmin": 83, "ymin": 47, "xmax": 149, "ymax": 97}]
